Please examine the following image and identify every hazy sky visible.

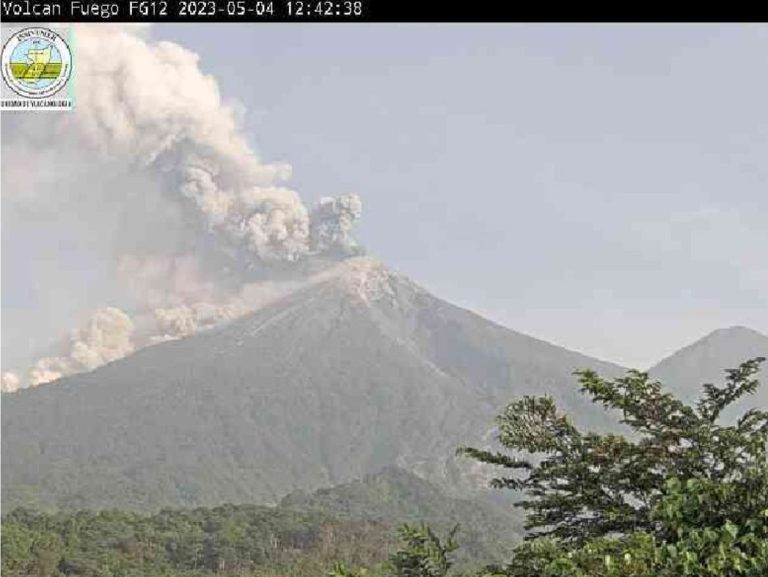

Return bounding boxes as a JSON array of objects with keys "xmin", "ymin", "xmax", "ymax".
[{"xmin": 3, "ymin": 23, "xmax": 767, "ymax": 373}]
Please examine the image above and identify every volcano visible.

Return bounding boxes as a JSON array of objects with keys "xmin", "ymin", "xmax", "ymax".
[
  {"xmin": 2, "ymin": 257, "xmax": 636, "ymax": 510},
  {"xmin": 650, "ymin": 325, "xmax": 768, "ymax": 414}
]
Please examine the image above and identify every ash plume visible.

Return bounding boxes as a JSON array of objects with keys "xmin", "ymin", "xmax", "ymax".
[
  {"xmin": 2, "ymin": 25, "xmax": 365, "ymax": 390},
  {"xmin": 150, "ymin": 302, "xmax": 244, "ymax": 342},
  {"xmin": 27, "ymin": 307, "xmax": 136, "ymax": 386},
  {"xmin": 147, "ymin": 276, "xmax": 301, "ymax": 343},
  {"xmin": 117, "ymin": 252, "xmax": 301, "ymax": 341},
  {"xmin": 116, "ymin": 254, "xmax": 222, "ymax": 311},
  {"xmin": 310, "ymin": 194, "xmax": 364, "ymax": 256},
  {"xmin": 69, "ymin": 25, "xmax": 361, "ymax": 263},
  {"xmin": 1, "ymin": 373, "xmax": 21, "ymax": 394}
]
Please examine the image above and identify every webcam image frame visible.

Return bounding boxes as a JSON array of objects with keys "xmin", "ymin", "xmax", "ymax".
[{"xmin": 2, "ymin": 15, "xmax": 767, "ymax": 577}]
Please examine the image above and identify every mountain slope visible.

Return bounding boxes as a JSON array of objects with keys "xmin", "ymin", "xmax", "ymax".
[
  {"xmin": 280, "ymin": 465, "xmax": 523, "ymax": 564},
  {"xmin": 2, "ymin": 257, "xmax": 625, "ymax": 511},
  {"xmin": 650, "ymin": 326, "xmax": 768, "ymax": 410}
]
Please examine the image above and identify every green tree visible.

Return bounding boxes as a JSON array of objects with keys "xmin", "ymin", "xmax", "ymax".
[
  {"xmin": 390, "ymin": 523, "xmax": 459, "ymax": 577},
  {"xmin": 462, "ymin": 358, "xmax": 768, "ymax": 576},
  {"xmin": 484, "ymin": 474, "xmax": 768, "ymax": 577},
  {"xmin": 461, "ymin": 358, "xmax": 767, "ymax": 543},
  {"xmin": 330, "ymin": 523, "xmax": 460, "ymax": 577}
]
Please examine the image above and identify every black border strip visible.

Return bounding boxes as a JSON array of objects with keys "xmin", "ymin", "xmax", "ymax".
[{"xmin": 2, "ymin": 0, "xmax": 768, "ymax": 23}]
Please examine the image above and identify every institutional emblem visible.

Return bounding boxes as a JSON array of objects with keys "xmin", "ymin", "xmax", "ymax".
[{"xmin": 1, "ymin": 27, "xmax": 73, "ymax": 109}]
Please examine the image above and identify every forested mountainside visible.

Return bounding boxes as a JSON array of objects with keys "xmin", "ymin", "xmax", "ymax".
[{"xmin": 1, "ymin": 467, "xmax": 519, "ymax": 577}]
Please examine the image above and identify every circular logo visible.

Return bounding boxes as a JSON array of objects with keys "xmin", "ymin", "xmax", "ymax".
[{"xmin": 2, "ymin": 27, "xmax": 72, "ymax": 99}]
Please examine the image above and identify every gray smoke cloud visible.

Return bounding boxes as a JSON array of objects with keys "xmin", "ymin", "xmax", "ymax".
[
  {"xmin": 71, "ymin": 26, "xmax": 361, "ymax": 262},
  {"xmin": 2, "ymin": 25, "xmax": 363, "ymax": 390},
  {"xmin": 145, "ymin": 276, "xmax": 302, "ymax": 343},
  {"xmin": 150, "ymin": 303, "xmax": 243, "ymax": 343},
  {"xmin": 117, "ymin": 252, "xmax": 301, "ymax": 342},
  {"xmin": 310, "ymin": 194, "xmax": 365, "ymax": 257},
  {"xmin": 27, "ymin": 307, "xmax": 136, "ymax": 386},
  {"xmin": 116, "ymin": 254, "xmax": 221, "ymax": 310},
  {"xmin": 1, "ymin": 372, "xmax": 21, "ymax": 394}
]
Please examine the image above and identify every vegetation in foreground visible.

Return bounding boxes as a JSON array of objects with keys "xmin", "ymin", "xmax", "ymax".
[
  {"xmin": 0, "ymin": 469, "xmax": 514, "ymax": 576},
  {"xmin": 2, "ymin": 506, "xmax": 393, "ymax": 577},
  {"xmin": 462, "ymin": 356, "xmax": 768, "ymax": 576},
  {"xmin": 2, "ymin": 358, "xmax": 766, "ymax": 576}
]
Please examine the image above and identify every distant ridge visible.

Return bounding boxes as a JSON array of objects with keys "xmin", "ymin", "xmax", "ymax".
[
  {"xmin": 280, "ymin": 465, "xmax": 523, "ymax": 563},
  {"xmin": 650, "ymin": 326, "xmax": 768, "ymax": 410}
]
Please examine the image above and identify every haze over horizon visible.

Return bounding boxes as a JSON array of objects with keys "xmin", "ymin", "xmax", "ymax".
[{"xmin": 2, "ymin": 23, "xmax": 767, "ymax": 377}]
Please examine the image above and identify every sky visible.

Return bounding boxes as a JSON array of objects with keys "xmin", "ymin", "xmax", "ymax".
[{"xmin": 2, "ymin": 23, "xmax": 767, "ymax": 376}]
